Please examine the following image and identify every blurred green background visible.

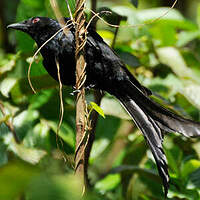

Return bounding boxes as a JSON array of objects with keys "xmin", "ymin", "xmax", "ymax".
[{"xmin": 1, "ymin": 0, "xmax": 200, "ymax": 199}]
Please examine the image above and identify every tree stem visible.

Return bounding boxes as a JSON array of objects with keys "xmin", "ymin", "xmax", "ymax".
[{"xmin": 74, "ymin": 0, "xmax": 87, "ymax": 190}]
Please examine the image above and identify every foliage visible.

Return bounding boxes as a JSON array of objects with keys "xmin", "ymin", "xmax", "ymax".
[{"xmin": 1, "ymin": 0, "xmax": 200, "ymax": 199}]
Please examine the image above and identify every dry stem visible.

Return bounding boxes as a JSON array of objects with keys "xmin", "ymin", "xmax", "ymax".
[{"xmin": 74, "ymin": 0, "xmax": 88, "ymax": 191}]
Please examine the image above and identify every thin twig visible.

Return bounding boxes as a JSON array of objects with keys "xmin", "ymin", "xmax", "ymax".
[
  {"xmin": 86, "ymin": 10, "xmax": 111, "ymax": 30},
  {"xmin": 86, "ymin": 0, "xmax": 178, "ymax": 29},
  {"xmin": 55, "ymin": 58, "xmax": 66, "ymax": 160},
  {"xmin": 65, "ymin": 0, "xmax": 74, "ymax": 22},
  {"xmin": 49, "ymin": 0, "xmax": 78, "ymax": 164}
]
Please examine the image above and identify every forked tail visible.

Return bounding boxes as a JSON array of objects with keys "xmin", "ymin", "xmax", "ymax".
[{"xmin": 118, "ymin": 81, "xmax": 200, "ymax": 196}]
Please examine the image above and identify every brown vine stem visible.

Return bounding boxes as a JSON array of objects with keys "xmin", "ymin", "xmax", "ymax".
[{"xmin": 74, "ymin": 0, "xmax": 88, "ymax": 192}]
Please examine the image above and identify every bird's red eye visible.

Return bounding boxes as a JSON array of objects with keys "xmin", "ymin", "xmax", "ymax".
[{"xmin": 32, "ymin": 18, "xmax": 40, "ymax": 24}]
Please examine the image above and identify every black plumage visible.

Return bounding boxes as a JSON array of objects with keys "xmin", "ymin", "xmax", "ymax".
[{"xmin": 7, "ymin": 17, "xmax": 200, "ymax": 196}]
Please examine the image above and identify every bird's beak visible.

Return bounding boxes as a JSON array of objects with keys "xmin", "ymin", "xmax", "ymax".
[{"xmin": 7, "ymin": 22, "xmax": 29, "ymax": 32}]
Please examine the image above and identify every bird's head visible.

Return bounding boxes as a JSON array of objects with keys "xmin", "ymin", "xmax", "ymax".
[{"xmin": 7, "ymin": 17, "xmax": 60, "ymax": 42}]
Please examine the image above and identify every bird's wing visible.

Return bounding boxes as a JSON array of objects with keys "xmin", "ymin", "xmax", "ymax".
[{"xmin": 86, "ymin": 28, "xmax": 151, "ymax": 96}]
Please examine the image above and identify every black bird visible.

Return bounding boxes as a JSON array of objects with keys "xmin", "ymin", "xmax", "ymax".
[{"xmin": 8, "ymin": 17, "xmax": 200, "ymax": 196}]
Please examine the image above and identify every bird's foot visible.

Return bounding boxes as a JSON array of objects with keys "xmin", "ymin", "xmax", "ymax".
[
  {"xmin": 70, "ymin": 86, "xmax": 81, "ymax": 96},
  {"xmin": 85, "ymin": 84, "xmax": 96, "ymax": 90},
  {"xmin": 70, "ymin": 84, "xmax": 96, "ymax": 95}
]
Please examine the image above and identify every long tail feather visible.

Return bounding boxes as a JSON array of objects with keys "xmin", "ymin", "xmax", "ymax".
[
  {"xmin": 119, "ymin": 98, "xmax": 169, "ymax": 197},
  {"xmin": 117, "ymin": 80, "xmax": 200, "ymax": 197},
  {"xmin": 127, "ymin": 81, "xmax": 200, "ymax": 137}
]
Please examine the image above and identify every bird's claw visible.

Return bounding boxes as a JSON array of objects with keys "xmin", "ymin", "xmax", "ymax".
[
  {"xmin": 70, "ymin": 84, "xmax": 95, "ymax": 95},
  {"xmin": 85, "ymin": 84, "xmax": 96, "ymax": 90},
  {"xmin": 70, "ymin": 88, "xmax": 81, "ymax": 96}
]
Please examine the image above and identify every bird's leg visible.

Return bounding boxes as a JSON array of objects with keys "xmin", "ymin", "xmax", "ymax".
[
  {"xmin": 70, "ymin": 86, "xmax": 81, "ymax": 96},
  {"xmin": 70, "ymin": 84, "xmax": 96, "ymax": 95},
  {"xmin": 85, "ymin": 84, "xmax": 96, "ymax": 90}
]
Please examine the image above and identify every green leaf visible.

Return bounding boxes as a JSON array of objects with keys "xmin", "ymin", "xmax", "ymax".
[
  {"xmin": 46, "ymin": 120, "xmax": 75, "ymax": 148},
  {"xmin": 156, "ymin": 47, "xmax": 200, "ymax": 109},
  {"xmin": 5, "ymin": 137, "xmax": 47, "ymax": 164},
  {"xmin": 0, "ymin": 52, "xmax": 20, "ymax": 75},
  {"xmin": 0, "ymin": 77, "xmax": 17, "ymax": 98},
  {"xmin": 168, "ymin": 189, "xmax": 199, "ymax": 200},
  {"xmin": 181, "ymin": 159, "xmax": 200, "ymax": 178},
  {"xmin": 112, "ymin": 164, "xmax": 163, "ymax": 199},
  {"xmin": 90, "ymin": 102, "xmax": 105, "ymax": 118},
  {"xmin": 177, "ymin": 31, "xmax": 200, "ymax": 47},
  {"xmin": 137, "ymin": 8, "xmax": 184, "ymax": 21},
  {"xmin": 97, "ymin": 30, "xmax": 114, "ymax": 46},
  {"xmin": 156, "ymin": 47, "xmax": 200, "ymax": 83},
  {"xmin": 0, "ymin": 114, "xmax": 11, "ymax": 125},
  {"xmin": 90, "ymin": 138, "xmax": 110, "ymax": 162},
  {"xmin": 109, "ymin": 165, "xmax": 161, "ymax": 183},
  {"xmin": 24, "ymin": 120, "xmax": 51, "ymax": 150},
  {"xmin": 10, "ymin": 75, "xmax": 58, "ymax": 104},
  {"xmin": 100, "ymin": 97, "xmax": 130, "ymax": 119},
  {"xmin": 180, "ymin": 81, "xmax": 200, "ymax": 110},
  {"xmin": 67, "ymin": 0, "xmax": 76, "ymax": 12},
  {"xmin": 188, "ymin": 168, "xmax": 200, "ymax": 188},
  {"xmin": 95, "ymin": 174, "xmax": 120, "ymax": 192},
  {"xmin": 150, "ymin": 22, "xmax": 177, "ymax": 46}
]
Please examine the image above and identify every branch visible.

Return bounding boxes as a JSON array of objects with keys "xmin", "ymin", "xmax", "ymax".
[
  {"xmin": 83, "ymin": 0, "xmax": 105, "ymax": 187},
  {"xmin": 50, "ymin": 0, "xmax": 88, "ymax": 190},
  {"xmin": 74, "ymin": 0, "xmax": 88, "ymax": 190}
]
